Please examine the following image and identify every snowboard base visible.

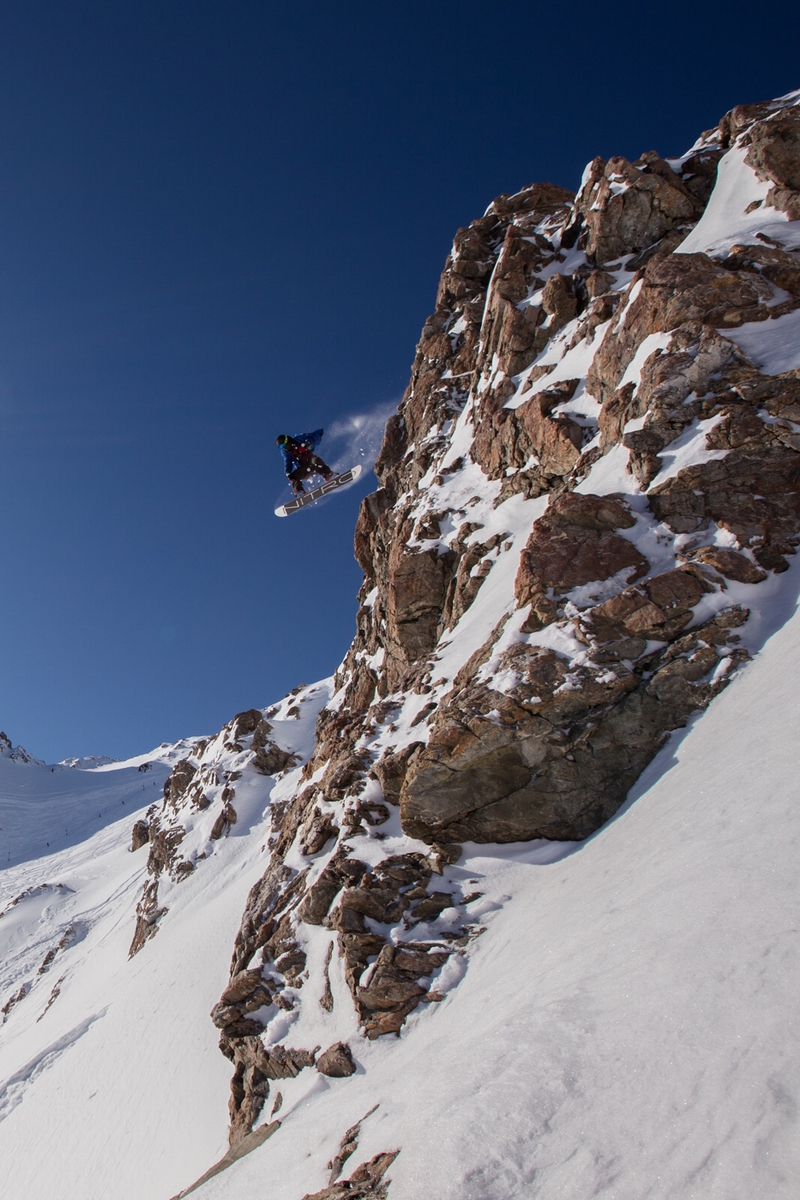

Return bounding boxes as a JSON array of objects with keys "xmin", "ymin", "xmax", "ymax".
[{"xmin": 275, "ymin": 464, "xmax": 362, "ymax": 517}]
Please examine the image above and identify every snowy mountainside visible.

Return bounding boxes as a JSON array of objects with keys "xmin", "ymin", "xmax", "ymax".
[
  {"xmin": 197, "ymin": 87, "xmax": 800, "ymax": 1175},
  {"xmin": 2, "ymin": 87, "xmax": 800, "ymax": 1200},
  {"xmin": 0, "ymin": 692, "xmax": 331, "ymax": 1200},
  {"xmin": 0, "ymin": 729, "xmax": 214, "ymax": 869},
  {"xmin": 189, "ymin": 579, "xmax": 800, "ymax": 1199}
]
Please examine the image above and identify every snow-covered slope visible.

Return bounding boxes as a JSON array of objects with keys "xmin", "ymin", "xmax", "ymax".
[
  {"xmin": 2, "ymin": 598, "xmax": 798, "ymax": 1200},
  {"xmin": 2, "ymin": 88, "xmax": 800, "ymax": 1200},
  {"xmin": 0, "ymin": 695, "xmax": 330, "ymax": 1199},
  {"xmin": 196, "ymin": 561, "xmax": 800, "ymax": 1200}
]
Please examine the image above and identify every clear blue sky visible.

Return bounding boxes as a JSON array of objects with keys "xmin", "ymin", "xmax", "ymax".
[{"xmin": 0, "ymin": 0, "xmax": 797, "ymax": 761}]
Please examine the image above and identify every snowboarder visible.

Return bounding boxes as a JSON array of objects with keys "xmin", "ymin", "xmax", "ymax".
[{"xmin": 276, "ymin": 430, "xmax": 335, "ymax": 495}]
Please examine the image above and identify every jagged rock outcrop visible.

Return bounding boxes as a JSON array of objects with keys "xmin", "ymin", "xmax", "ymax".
[
  {"xmin": 128, "ymin": 712, "xmax": 298, "ymax": 957},
  {"xmin": 513, "ymin": 491, "xmax": 648, "ymax": 628},
  {"xmin": 303, "ymin": 1151, "xmax": 399, "ymax": 1200},
  {"xmin": 130, "ymin": 820, "xmax": 149, "ymax": 851},
  {"xmin": 567, "ymin": 151, "xmax": 709, "ymax": 266},
  {"xmin": 198, "ymin": 88, "xmax": 800, "ymax": 1151},
  {"xmin": 734, "ymin": 96, "xmax": 800, "ymax": 219}
]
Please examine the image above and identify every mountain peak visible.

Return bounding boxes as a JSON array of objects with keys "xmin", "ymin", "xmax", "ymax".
[{"xmin": 0, "ymin": 731, "xmax": 42, "ymax": 765}]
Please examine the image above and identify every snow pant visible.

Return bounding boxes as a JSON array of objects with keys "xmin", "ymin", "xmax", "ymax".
[{"xmin": 288, "ymin": 454, "xmax": 333, "ymax": 493}]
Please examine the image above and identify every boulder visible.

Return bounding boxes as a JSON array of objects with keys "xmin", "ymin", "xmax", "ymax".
[
  {"xmin": 689, "ymin": 546, "xmax": 767, "ymax": 584},
  {"xmin": 386, "ymin": 536, "xmax": 453, "ymax": 672},
  {"xmin": 316, "ymin": 1042, "xmax": 356, "ymax": 1078}
]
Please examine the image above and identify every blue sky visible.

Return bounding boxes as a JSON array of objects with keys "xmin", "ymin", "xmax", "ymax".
[{"xmin": 0, "ymin": 0, "xmax": 797, "ymax": 761}]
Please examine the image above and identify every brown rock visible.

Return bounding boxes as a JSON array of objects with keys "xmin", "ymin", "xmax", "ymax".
[
  {"xmin": 370, "ymin": 743, "xmax": 423, "ymax": 805},
  {"xmin": 393, "ymin": 947, "xmax": 444, "ymax": 975},
  {"xmin": 260, "ymin": 1044, "xmax": 316, "ymax": 1080},
  {"xmin": 541, "ymin": 273, "xmax": 577, "ymax": 332},
  {"xmin": 130, "ymin": 820, "xmax": 149, "ymax": 852},
  {"xmin": 408, "ymin": 891, "xmax": 454, "ymax": 922},
  {"xmin": 275, "ymin": 947, "xmax": 307, "ymax": 983},
  {"xmin": 515, "ymin": 492, "xmax": 647, "ymax": 621},
  {"xmin": 723, "ymin": 242, "xmax": 800, "ymax": 298},
  {"xmin": 547, "ymin": 491, "xmax": 637, "ymax": 532},
  {"xmin": 301, "ymin": 1150, "xmax": 399, "ymax": 1200},
  {"xmin": 354, "ymin": 488, "xmax": 391, "ymax": 577},
  {"xmin": 588, "ymin": 255, "xmax": 763, "ymax": 410},
  {"xmin": 646, "ymin": 566, "xmax": 710, "ymax": 611},
  {"xmin": 163, "ymin": 759, "xmax": 197, "ymax": 807},
  {"xmin": 252, "ymin": 739, "xmax": 296, "ymax": 775},
  {"xmin": 744, "ymin": 105, "xmax": 800, "ymax": 217},
  {"xmin": 386, "ymin": 537, "xmax": 453, "ymax": 672},
  {"xmin": 573, "ymin": 152, "xmax": 703, "ymax": 265},
  {"xmin": 299, "ymin": 808, "xmax": 339, "ymax": 856},
  {"xmin": 210, "ymin": 803, "xmax": 237, "ymax": 841},
  {"xmin": 477, "ymin": 225, "xmax": 549, "ymax": 378},
  {"xmin": 298, "ymin": 856, "xmax": 367, "ymax": 926},
  {"xmin": 690, "ymin": 546, "xmax": 767, "ymax": 583},
  {"xmin": 398, "ymin": 589, "xmax": 732, "ymax": 846},
  {"xmin": 320, "ymin": 751, "xmax": 371, "ymax": 801},
  {"xmin": 316, "ymin": 1042, "xmax": 356, "ymax": 1078},
  {"xmin": 516, "ymin": 393, "xmax": 583, "ymax": 476},
  {"xmin": 339, "ymin": 886, "xmax": 407, "ymax": 925},
  {"xmin": 586, "ymin": 270, "xmax": 616, "ymax": 298},
  {"xmin": 228, "ymin": 709, "xmax": 265, "ymax": 744},
  {"xmin": 211, "ymin": 970, "xmax": 273, "ymax": 1030},
  {"xmin": 649, "ymin": 446, "xmax": 800, "ymax": 543},
  {"xmin": 586, "ymin": 567, "xmax": 710, "ymax": 643},
  {"xmin": 753, "ymin": 544, "xmax": 791, "ymax": 573}
]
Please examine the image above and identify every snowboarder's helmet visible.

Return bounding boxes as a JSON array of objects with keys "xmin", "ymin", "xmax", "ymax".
[{"xmin": 276, "ymin": 434, "xmax": 288, "ymax": 445}]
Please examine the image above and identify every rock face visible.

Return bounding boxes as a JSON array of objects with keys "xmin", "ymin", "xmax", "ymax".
[
  {"xmin": 400, "ymin": 602, "xmax": 748, "ymax": 844},
  {"xmin": 164, "ymin": 89, "xmax": 800, "ymax": 1153},
  {"xmin": 736, "ymin": 97, "xmax": 800, "ymax": 219},
  {"xmin": 568, "ymin": 151, "xmax": 709, "ymax": 266}
]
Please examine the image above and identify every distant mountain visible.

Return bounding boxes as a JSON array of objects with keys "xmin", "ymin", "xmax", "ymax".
[
  {"xmin": 57, "ymin": 755, "xmax": 121, "ymax": 770},
  {"xmin": 1, "ymin": 88, "xmax": 799, "ymax": 1200},
  {"xmin": 0, "ymin": 731, "xmax": 41, "ymax": 765}
]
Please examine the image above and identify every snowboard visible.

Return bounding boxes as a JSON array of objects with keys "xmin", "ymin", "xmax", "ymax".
[{"xmin": 274, "ymin": 464, "xmax": 362, "ymax": 517}]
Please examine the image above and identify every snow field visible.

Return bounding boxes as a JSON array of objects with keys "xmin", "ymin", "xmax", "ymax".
[{"xmin": 0, "ymin": 701, "xmax": 330, "ymax": 1200}]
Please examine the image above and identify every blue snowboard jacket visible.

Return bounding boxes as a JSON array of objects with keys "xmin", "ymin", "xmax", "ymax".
[{"xmin": 280, "ymin": 429, "xmax": 324, "ymax": 475}]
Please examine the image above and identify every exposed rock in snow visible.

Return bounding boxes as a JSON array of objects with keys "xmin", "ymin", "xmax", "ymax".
[
  {"xmin": 0, "ymin": 732, "xmax": 42, "ymax": 765},
  {"xmin": 128, "ymin": 706, "xmax": 305, "ymax": 957},
  {"xmin": 315, "ymin": 1041, "xmax": 356, "ymax": 1077},
  {"xmin": 739, "ymin": 92, "xmax": 800, "ymax": 220}
]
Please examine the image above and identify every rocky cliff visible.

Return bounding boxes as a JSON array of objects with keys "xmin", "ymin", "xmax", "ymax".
[{"xmin": 135, "ymin": 88, "xmax": 800, "ymax": 1164}]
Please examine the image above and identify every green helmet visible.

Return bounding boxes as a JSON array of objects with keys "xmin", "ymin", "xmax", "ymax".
[{"xmin": 276, "ymin": 434, "xmax": 288, "ymax": 446}]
